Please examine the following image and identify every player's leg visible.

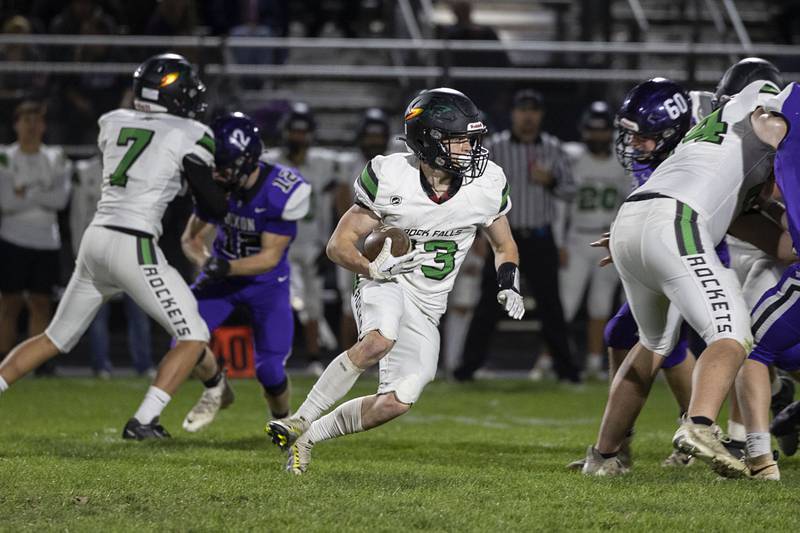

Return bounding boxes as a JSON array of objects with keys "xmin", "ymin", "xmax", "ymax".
[
  {"xmin": 123, "ymin": 295, "xmax": 154, "ymax": 375},
  {"xmin": 603, "ymin": 302, "xmax": 637, "ymax": 380},
  {"xmin": 585, "ymin": 261, "xmax": 618, "ymax": 379},
  {"xmin": 336, "ymin": 266, "xmax": 358, "ymax": 349},
  {"xmin": 250, "ymin": 280, "xmax": 295, "ymax": 419},
  {"xmin": 180, "ymin": 282, "xmax": 236, "ymax": 432},
  {"xmin": 266, "ymin": 280, "xmax": 403, "ymax": 450},
  {"xmin": 109, "ymin": 231, "xmax": 210, "ymax": 438},
  {"xmin": 86, "ymin": 303, "xmax": 113, "ymax": 377},
  {"xmin": 0, "ymin": 293, "xmax": 25, "ymax": 354},
  {"xmin": 735, "ymin": 357, "xmax": 779, "ymax": 479},
  {"xmin": 1, "ymin": 232, "xmax": 112, "ymax": 388},
  {"xmin": 287, "ymin": 303, "xmax": 439, "ymax": 474}
]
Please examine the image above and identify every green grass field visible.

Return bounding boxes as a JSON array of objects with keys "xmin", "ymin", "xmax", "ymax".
[{"xmin": 2, "ymin": 376, "xmax": 799, "ymax": 532}]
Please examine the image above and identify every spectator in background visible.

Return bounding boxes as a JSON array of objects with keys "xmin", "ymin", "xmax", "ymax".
[
  {"xmin": 229, "ymin": 0, "xmax": 289, "ymax": 89},
  {"xmin": 145, "ymin": 0, "xmax": 198, "ymax": 36},
  {"xmin": 70, "ymin": 155, "xmax": 155, "ymax": 378},
  {"xmin": 0, "ymin": 16, "xmax": 48, "ymax": 142},
  {"xmin": 263, "ymin": 102, "xmax": 342, "ymax": 375},
  {"xmin": 335, "ymin": 107, "xmax": 391, "ymax": 349},
  {"xmin": 558, "ymin": 101, "xmax": 627, "ymax": 380},
  {"xmin": 453, "ymin": 89, "xmax": 581, "ymax": 384},
  {"xmin": 439, "ymin": 1, "xmax": 511, "ymax": 129},
  {"xmin": 49, "ymin": 0, "xmax": 117, "ymax": 59},
  {"xmin": 0, "ymin": 101, "xmax": 71, "ymax": 373}
]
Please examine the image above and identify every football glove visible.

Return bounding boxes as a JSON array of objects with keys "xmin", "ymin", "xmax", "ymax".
[
  {"xmin": 202, "ymin": 256, "xmax": 231, "ymax": 281},
  {"xmin": 367, "ymin": 237, "xmax": 426, "ymax": 281},
  {"xmin": 496, "ymin": 262, "xmax": 524, "ymax": 320}
]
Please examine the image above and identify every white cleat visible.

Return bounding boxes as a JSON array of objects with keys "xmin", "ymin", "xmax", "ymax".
[
  {"xmin": 662, "ymin": 449, "xmax": 694, "ymax": 468},
  {"xmin": 746, "ymin": 453, "xmax": 780, "ymax": 480},
  {"xmin": 286, "ymin": 436, "xmax": 314, "ymax": 475},
  {"xmin": 672, "ymin": 423, "xmax": 749, "ymax": 479},
  {"xmin": 581, "ymin": 445, "xmax": 630, "ymax": 477},
  {"xmin": 266, "ymin": 415, "xmax": 311, "ymax": 451},
  {"xmin": 182, "ymin": 373, "xmax": 234, "ymax": 432}
]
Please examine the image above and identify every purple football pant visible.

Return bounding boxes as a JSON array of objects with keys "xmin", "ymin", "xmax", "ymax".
[
  {"xmin": 193, "ymin": 276, "xmax": 293, "ymax": 389},
  {"xmin": 604, "ymin": 302, "xmax": 688, "ymax": 369},
  {"xmin": 749, "ymin": 264, "xmax": 800, "ymax": 372}
]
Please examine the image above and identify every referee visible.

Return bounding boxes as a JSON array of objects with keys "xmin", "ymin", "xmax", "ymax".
[{"xmin": 454, "ymin": 89, "xmax": 581, "ymax": 383}]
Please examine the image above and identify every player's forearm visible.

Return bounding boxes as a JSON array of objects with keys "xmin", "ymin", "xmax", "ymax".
[
  {"xmin": 181, "ymin": 238, "xmax": 209, "ymax": 268},
  {"xmin": 327, "ymin": 233, "xmax": 370, "ymax": 277},
  {"xmin": 493, "ymin": 241, "xmax": 520, "ymax": 271},
  {"xmin": 229, "ymin": 252, "xmax": 282, "ymax": 276}
]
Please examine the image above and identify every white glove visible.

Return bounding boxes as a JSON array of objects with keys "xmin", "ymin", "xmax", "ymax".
[
  {"xmin": 496, "ymin": 262, "xmax": 525, "ymax": 320},
  {"xmin": 497, "ymin": 289, "xmax": 525, "ymax": 320},
  {"xmin": 368, "ymin": 237, "xmax": 426, "ymax": 281}
]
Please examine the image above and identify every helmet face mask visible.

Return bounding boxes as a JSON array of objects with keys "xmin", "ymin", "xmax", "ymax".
[
  {"xmin": 403, "ymin": 88, "xmax": 489, "ymax": 184},
  {"xmin": 614, "ymin": 78, "xmax": 691, "ymax": 171}
]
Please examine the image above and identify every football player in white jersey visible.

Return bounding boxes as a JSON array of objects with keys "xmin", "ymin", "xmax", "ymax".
[
  {"xmin": 559, "ymin": 101, "xmax": 627, "ymax": 379},
  {"xmin": 265, "ymin": 88, "xmax": 524, "ymax": 474},
  {"xmin": 588, "ymin": 76, "xmax": 796, "ymax": 478},
  {"xmin": 263, "ymin": 103, "xmax": 341, "ymax": 374},
  {"xmin": 0, "ymin": 53, "xmax": 229, "ymax": 440}
]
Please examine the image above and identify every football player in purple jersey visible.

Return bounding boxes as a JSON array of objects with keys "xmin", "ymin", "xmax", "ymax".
[{"xmin": 180, "ymin": 112, "xmax": 311, "ymax": 432}]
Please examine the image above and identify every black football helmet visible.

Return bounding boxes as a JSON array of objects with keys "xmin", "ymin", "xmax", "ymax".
[
  {"xmin": 402, "ymin": 88, "xmax": 488, "ymax": 183},
  {"xmin": 714, "ymin": 57, "xmax": 784, "ymax": 106},
  {"xmin": 132, "ymin": 53, "xmax": 206, "ymax": 119}
]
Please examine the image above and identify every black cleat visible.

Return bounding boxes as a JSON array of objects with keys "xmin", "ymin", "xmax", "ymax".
[
  {"xmin": 771, "ymin": 400, "xmax": 800, "ymax": 456},
  {"xmin": 771, "ymin": 374, "xmax": 795, "ymax": 418},
  {"xmin": 122, "ymin": 417, "xmax": 172, "ymax": 440}
]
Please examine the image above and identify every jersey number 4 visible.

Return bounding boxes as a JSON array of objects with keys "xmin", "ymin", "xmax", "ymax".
[
  {"xmin": 109, "ymin": 127, "xmax": 155, "ymax": 187},
  {"xmin": 683, "ymin": 108, "xmax": 727, "ymax": 145}
]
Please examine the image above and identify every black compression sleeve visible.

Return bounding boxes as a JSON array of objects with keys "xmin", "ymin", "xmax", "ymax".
[{"xmin": 182, "ymin": 154, "xmax": 228, "ymax": 220}]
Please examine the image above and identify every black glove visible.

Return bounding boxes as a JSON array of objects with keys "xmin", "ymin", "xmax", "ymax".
[{"xmin": 202, "ymin": 256, "xmax": 231, "ymax": 281}]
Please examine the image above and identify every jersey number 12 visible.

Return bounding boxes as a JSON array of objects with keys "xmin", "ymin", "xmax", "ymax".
[{"xmin": 109, "ymin": 127, "xmax": 155, "ymax": 187}]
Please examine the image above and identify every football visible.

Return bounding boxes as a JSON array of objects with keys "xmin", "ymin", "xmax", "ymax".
[{"xmin": 363, "ymin": 226, "xmax": 412, "ymax": 261}]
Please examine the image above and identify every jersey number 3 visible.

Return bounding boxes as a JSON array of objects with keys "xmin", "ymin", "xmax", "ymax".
[
  {"xmin": 421, "ymin": 240, "xmax": 458, "ymax": 280},
  {"xmin": 109, "ymin": 127, "xmax": 155, "ymax": 187}
]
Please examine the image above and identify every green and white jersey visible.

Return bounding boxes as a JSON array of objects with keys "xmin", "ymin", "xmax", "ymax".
[
  {"xmin": 636, "ymin": 80, "xmax": 785, "ymax": 244},
  {"xmin": 91, "ymin": 108, "xmax": 215, "ymax": 238},
  {"xmin": 354, "ymin": 152, "xmax": 510, "ymax": 322},
  {"xmin": 568, "ymin": 148, "xmax": 628, "ymax": 233}
]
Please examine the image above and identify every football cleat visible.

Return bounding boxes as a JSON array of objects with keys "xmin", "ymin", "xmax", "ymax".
[
  {"xmin": 568, "ymin": 432, "xmax": 633, "ymax": 471},
  {"xmin": 673, "ymin": 422, "xmax": 749, "ymax": 479},
  {"xmin": 266, "ymin": 416, "xmax": 310, "ymax": 451},
  {"xmin": 182, "ymin": 372, "xmax": 235, "ymax": 432},
  {"xmin": 723, "ymin": 438, "xmax": 746, "ymax": 460},
  {"xmin": 286, "ymin": 437, "xmax": 314, "ymax": 475},
  {"xmin": 581, "ymin": 445, "xmax": 629, "ymax": 477},
  {"xmin": 661, "ymin": 449, "xmax": 694, "ymax": 467},
  {"xmin": 770, "ymin": 390, "xmax": 799, "ymax": 457},
  {"xmin": 746, "ymin": 453, "xmax": 780, "ymax": 480},
  {"xmin": 122, "ymin": 417, "xmax": 171, "ymax": 440}
]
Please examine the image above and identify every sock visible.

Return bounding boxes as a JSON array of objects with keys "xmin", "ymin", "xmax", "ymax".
[
  {"xmin": 271, "ymin": 410, "xmax": 289, "ymax": 420},
  {"xmin": 599, "ymin": 450, "xmax": 618, "ymax": 459},
  {"xmin": 0, "ymin": 376, "xmax": 8, "ymax": 393},
  {"xmin": 771, "ymin": 375, "xmax": 783, "ymax": 397},
  {"xmin": 303, "ymin": 397, "xmax": 364, "ymax": 444},
  {"xmin": 295, "ymin": 352, "xmax": 364, "ymax": 423},
  {"xmin": 728, "ymin": 420, "xmax": 747, "ymax": 442},
  {"xmin": 690, "ymin": 416, "xmax": 713, "ymax": 426},
  {"xmin": 203, "ymin": 370, "xmax": 223, "ymax": 389},
  {"xmin": 133, "ymin": 386, "xmax": 171, "ymax": 424},
  {"xmin": 746, "ymin": 432, "xmax": 772, "ymax": 458}
]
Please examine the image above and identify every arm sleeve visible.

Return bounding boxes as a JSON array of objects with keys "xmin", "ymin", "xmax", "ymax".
[{"xmin": 183, "ymin": 153, "xmax": 228, "ymax": 220}]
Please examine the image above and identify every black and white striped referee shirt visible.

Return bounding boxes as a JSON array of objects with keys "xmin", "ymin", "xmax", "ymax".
[{"xmin": 487, "ymin": 130, "xmax": 576, "ymax": 231}]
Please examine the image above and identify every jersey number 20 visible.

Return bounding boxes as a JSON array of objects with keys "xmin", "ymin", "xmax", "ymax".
[{"xmin": 109, "ymin": 127, "xmax": 155, "ymax": 187}]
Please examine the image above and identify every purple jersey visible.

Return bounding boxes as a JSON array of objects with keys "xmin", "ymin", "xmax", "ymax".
[
  {"xmin": 631, "ymin": 161, "xmax": 654, "ymax": 189},
  {"xmin": 774, "ymin": 84, "xmax": 800, "ymax": 250},
  {"xmin": 197, "ymin": 161, "xmax": 308, "ymax": 283}
]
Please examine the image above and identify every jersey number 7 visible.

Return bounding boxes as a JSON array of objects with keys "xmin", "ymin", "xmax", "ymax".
[{"xmin": 109, "ymin": 127, "xmax": 155, "ymax": 187}]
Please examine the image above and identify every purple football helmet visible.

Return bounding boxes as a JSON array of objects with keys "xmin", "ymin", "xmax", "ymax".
[
  {"xmin": 615, "ymin": 77, "xmax": 691, "ymax": 171},
  {"xmin": 211, "ymin": 112, "xmax": 263, "ymax": 190}
]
